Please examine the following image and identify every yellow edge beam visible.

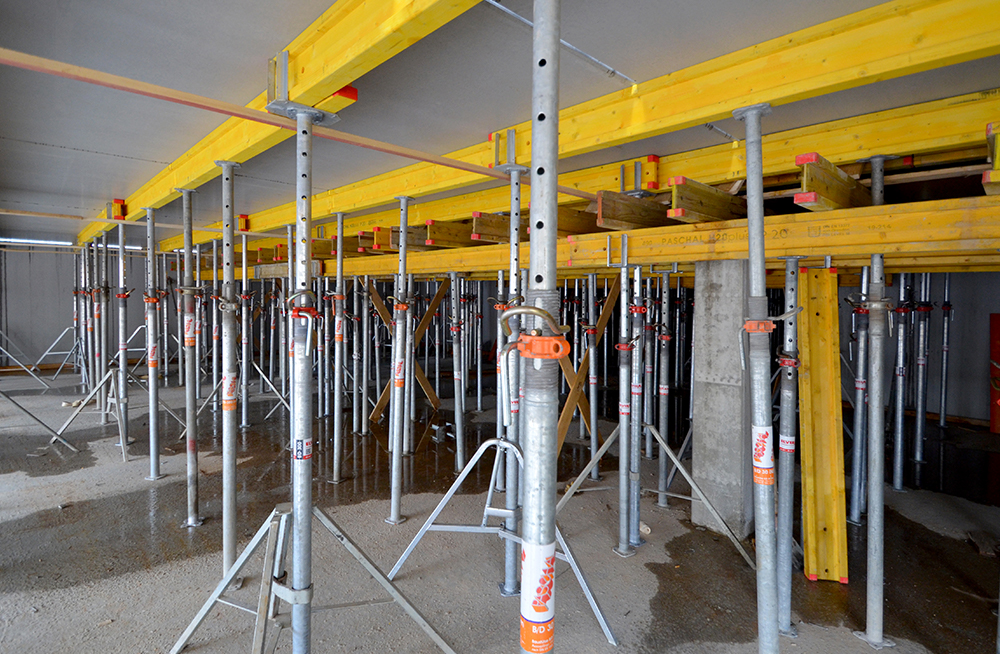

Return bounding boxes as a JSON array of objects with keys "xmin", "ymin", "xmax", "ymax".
[
  {"xmin": 245, "ymin": 0, "xmax": 1000, "ymax": 235},
  {"xmin": 79, "ymin": 0, "xmax": 480, "ymax": 244},
  {"xmin": 160, "ymin": 87, "xmax": 1000, "ymax": 252},
  {"xmin": 334, "ymin": 195, "xmax": 1000, "ymax": 276}
]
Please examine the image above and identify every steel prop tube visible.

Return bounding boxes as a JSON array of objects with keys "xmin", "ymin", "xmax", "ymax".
[
  {"xmin": 332, "ymin": 213, "xmax": 345, "ymax": 483},
  {"xmin": 776, "ymin": 257, "xmax": 803, "ymax": 636},
  {"xmin": 503, "ymin": 160, "xmax": 526, "ymax": 597},
  {"xmin": 117, "ymin": 223, "xmax": 129, "ymax": 447},
  {"xmin": 217, "ymin": 161, "xmax": 240, "ymax": 573},
  {"xmin": 849, "ymin": 267, "xmax": 870, "ymax": 524},
  {"xmin": 938, "ymin": 273, "xmax": 951, "ymax": 428},
  {"xmin": 144, "ymin": 210, "xmax": 163, "ymax": 481},
  {"xmin": 450, "ymin": 271, "xmax": 466, "ymax": 472},
  {"xmin": 857, "ymin": 155, "xmax": 893, "ymax": 649},
  {"xmin": 289, "ymin": 110, "xmax": 318, "ymax": 654},
  {"xmin": 361, "ymin": 275, "xmax": 370, "ymax": 436},
  {"xmin": 387, "ymin": 197, "xmax": 412, "ymax": 524},
  {"xmin": 629, "ymin": 266, "xmax": 644, "ymax": 547},
  {"xmin": 180, "ymin": 189, "xmax": 202, "ymax": 529},
  {"xmin": 913, "ymin": 272, "xmax": 931, "ymax": 485},
  {"xmin": 240, "ymin": 233, "xmax": 251, "ymax": 429},
  {"xmin": 892, "ymin": 273, "xmax": 909, "ymax": 491},
  {"xmin": 656, "ymin": 267, "xmax": 674, "ymax": 506},
  {"xmin": 734, "ymin": 101, "xmax": 778, "ymax": 654},
  {"xmin": 588, "ymin": 273, "xmax": 601, "ymax": 482},
  {"xmin": 519, "ymin": 1, "xmax": 561, "ymax": 648},
  {"xmin": 352, "ymin": 276, "xmax": 361, "ymax": 434}
]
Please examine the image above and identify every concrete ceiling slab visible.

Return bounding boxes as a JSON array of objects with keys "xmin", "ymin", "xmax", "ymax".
[{"xmin": 0, "ymin": 0, "xmax": 996, "ymax": 242}]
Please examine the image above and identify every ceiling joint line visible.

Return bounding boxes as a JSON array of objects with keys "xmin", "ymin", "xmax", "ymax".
[{"xmin": 484, "ymin": 0, "xmax": 637, "ymax": 86}]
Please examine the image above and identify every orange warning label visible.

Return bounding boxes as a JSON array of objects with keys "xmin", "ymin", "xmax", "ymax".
[
  {"xmin": 520, "ymin": 616, "xmax": 554, "ymax": 653},
  {"xmin": 753, "ymin": 466, "xmax": 775, "ymax": 485}
]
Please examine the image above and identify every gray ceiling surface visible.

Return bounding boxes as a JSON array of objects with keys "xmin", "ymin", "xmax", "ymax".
[{"xmin": 0, "ymin": 0, "xmax": 996, "ymax": 244}]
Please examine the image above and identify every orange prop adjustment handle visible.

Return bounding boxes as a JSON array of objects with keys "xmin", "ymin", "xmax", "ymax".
[{"xmin": 515, "ymin": 334, "xmax": 570, "ymax": 360}]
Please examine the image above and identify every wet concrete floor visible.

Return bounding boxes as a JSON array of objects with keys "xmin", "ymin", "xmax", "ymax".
[{"xmin": 2, "ymin": 372, "xmax": 998, "ymax": 652}]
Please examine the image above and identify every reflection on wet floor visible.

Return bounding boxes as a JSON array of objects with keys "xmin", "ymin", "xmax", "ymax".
[
  {"xmin": 0, "ymin": 393, "xmax": 616, "ymax": 596},
  {"xmin": 2, "ymin": 381, "xmax": 999, "ymax": 652}
]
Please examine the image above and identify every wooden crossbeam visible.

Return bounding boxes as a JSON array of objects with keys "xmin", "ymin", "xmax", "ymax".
[
  {"xmin": 551, "ymin": 206, "xmax": 600, "ymax": 237},
  {"xmin": 425, "ymin": 220, "xmax": 475, "ymax": 247},
  {"xmin": 794, "ymin": 152, "xmax": 872, "ymax": 211},
  {"xmin": 471, "ymin": 211, "xmax": 526, "ymax": 243},
  {"xmin": 594, "ymin": 191, "xmax": 683, "ymax": 231},
  {"xmin": 390, "ymin": 225, "xmax": 433, "ymax": 250},
  {"xmin": 368, "ymin": 279, "xmax": 447, "ymax": 423},
  {"xmin": 310, "ymin": 239, "xmax": 334, "ymax": 259},
  {"xmin": 667, "ymin": 176, "xmax": 747, "ymax": 221},
  {"xmin": 555, "ymin": 274, "xmax": 621, "ymax": 451},
  {"xmin": 984, "ymin": 122, "xmax": 1000, "ymax": 196}
]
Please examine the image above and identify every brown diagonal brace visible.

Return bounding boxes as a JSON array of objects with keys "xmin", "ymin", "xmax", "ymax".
[
  {"xmin": 556, "ymin": 274, "xmax": 621, "ymax": 451},
  {"xmin": 368, "ymin": 278, "xmax": 447, "ymax": 423}
]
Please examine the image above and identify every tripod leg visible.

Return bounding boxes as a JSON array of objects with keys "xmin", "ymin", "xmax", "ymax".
[
  {"xmin": 169, "ymin": 509, "xmax": 278, "ymax": 654},
  {"xmin": 555, "ymin": 526, "xmax": 618, "ymax": 646},
  {"xmin": 252, "ymin": 512, "xmax": 286, "ymax": 654}
]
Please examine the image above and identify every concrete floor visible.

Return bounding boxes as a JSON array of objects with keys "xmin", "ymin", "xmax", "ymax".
[{"xmin": 1, "ymin": 371, "xmax": 997, "ymax": 653}]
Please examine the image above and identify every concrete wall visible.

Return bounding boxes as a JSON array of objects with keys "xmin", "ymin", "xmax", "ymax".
[
  {"xmin": 838, "ymin": 271, "xmax": 1000, "ymax": 422},
  {"xmin": 691, "ymin": 259, "xmax": 754, "ymax": 539},
  {"xmin": 0, "ymin": 248, "xmax": 150, "ymax": 367}
]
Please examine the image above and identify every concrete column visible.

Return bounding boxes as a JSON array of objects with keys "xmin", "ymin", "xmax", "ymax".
[{"xmin": 690, "ymin": 259, "xmax": 754, "ymax": 538}]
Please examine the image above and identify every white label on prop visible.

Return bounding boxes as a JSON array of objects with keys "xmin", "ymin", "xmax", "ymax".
[
  {"xmin": 293, "ymin": 438, "xmax": 313, "ymax": 460},
  {"xmin": 631, "ymin": 383, "xmax": 642, "ymax": 396},
  {"xmin": 520, "ymin": 542, "xmax": 556, "ymax": 653},
  {"xmin": 589, "ymin": 375, "xmax": 597, "ymax": 386},
  {"xmin": 619, "ymin": 402, "xmax": 630, "ymax": 415},
  {"xmin": 779, "ymin": 432, "xmax": 795, "ymax": 454},
  {"xmin": 148, "ymin": 343, "xmax": 158, "ymax": 368},
  {"xmin": 184, "ymin": 315, "xmax": 195, "ymax": 347},
  {"xmin": 511, "ymin": 397, "xmax": 520, "ymax": 414},
  {"xmin": 222, "ymin": 372, "xmax": 239, "ymax": 411},
  {"xmin": 645, "ymin": 365, "xmax": 653, "ymax": 375},
  {"xmin": 855, "ymin": 380, "xmax": 867, "ymax": 390},
  {"xmin": 752, "ymin": 424, "xmax": 775, "ymax": 485},
  {"xmin": 659, "ymin": 385, "xmax": 669, "ymax": 396},
  {"xmin": 335, "ymin": 316, "xmax": 344, "ymax": 342}
]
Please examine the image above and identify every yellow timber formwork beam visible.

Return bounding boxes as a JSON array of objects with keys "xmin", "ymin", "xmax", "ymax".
[
  {"xmin": 78, "ymin": 0, "xmax": 480, "ymax": 244},
  {"xmin": 224, "ymin": 0, "xmax": 1000, "ymax": 242},
  {"xmin": 162, "ymin": 84, "xmax": 1000, "ymax": 253},
  {"xmin": 333, "ymin": 195, "xmax": 1000, "ymax": 277},
  {"xmin": 797, "ymin": 267, "xmax": 849, "ymax": 583}
]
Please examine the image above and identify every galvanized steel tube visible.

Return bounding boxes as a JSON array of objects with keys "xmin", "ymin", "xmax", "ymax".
[
  {"xmin": 939, "ymin": 273, "xmax": 951, "ymax": 428},
  {"xmin": 332, "ymin": 213, "xmax": 345, "ymax": 483},
  {"xmin": 892, "ymin": 273, "xmax": 909, "ymax": 491},
  {"xmin": 519, "ymin": 2, "xmax": 561, "ymax": 647},
  {"xmin": 387, "ymin": 198, "xmax": 411, "ymax": 524},
  {"xmin": 181, "ymin": 189, "xmax": 202, "ymax": 529},
  {"xmin": 849, "ymin": 267, "xmax": 870, "ymax": 524},
  {"xmin": 734, "ymin": 102, "xmax": 778, "ymax": 654},
  {"xmin": 217, "ymin": 160, "xmax": 240, "ymax": 574}
]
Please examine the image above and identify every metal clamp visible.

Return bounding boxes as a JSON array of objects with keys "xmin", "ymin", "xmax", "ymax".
[
  {"xmin": 271, "ymin": 580, "xmax": 313, "ymax": 605},
  {"xmin": 512, "ymin": 333, "xmax": 570, "ymax": 360},
  {"xmin": 499, "ymin": 305, "xmax": 568, "ymax": 338},
  {"xmin": 777, "ymin": 356, "xmax": 800, "ymax": 368},
  {"xmin": 744, "ymin": 320, "xmax": 775, "ymax": 334}
]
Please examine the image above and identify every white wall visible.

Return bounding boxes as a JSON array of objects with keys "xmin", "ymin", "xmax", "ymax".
[{"xmin": 0, "ymin": 248, "xmax": 149, "ymax": 366}]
